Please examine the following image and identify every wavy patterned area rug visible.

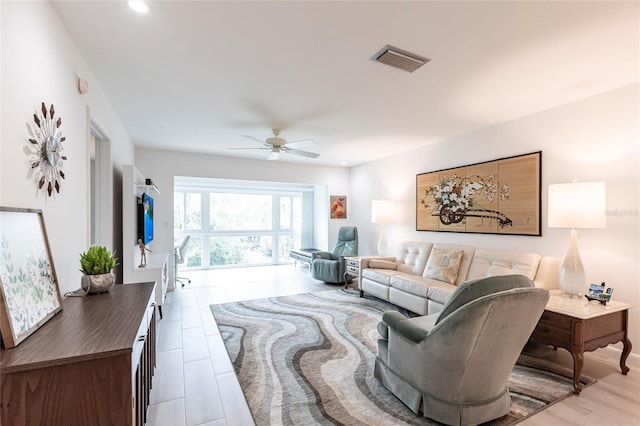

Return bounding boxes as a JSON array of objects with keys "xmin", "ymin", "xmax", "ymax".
[{"xmin": 210, "ymin": 289, "xmax": 595, "ymax": 426}]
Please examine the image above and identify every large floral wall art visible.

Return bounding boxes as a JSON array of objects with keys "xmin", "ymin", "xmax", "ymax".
[{"xmin": 416, "ymin": 152, "xmax": 541, "ymax": 236}]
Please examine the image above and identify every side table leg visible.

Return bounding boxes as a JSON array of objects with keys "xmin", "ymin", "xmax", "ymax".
[
  {"xmin": 343, "ymin": 272, "xmax": 349, "ymax": 289},
  {"xmin": 620, "ymin": 338, "xmax": 632, "ymax": 375},
  {"xmin": 570, "ymin": 350, "xmax": 584, "ymax": 395}
]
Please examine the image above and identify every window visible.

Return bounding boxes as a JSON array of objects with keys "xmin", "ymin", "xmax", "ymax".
[
  {"xmin": 210, "ymin": 193, "xmax": 271, "ymax": 231},
  {"xmin": 174, "ymin": 178, "xmax": 314, "ymax": 270},
  {"xmin": 174, "ymin": 192, "xmax": 201, "ymax": 231}
]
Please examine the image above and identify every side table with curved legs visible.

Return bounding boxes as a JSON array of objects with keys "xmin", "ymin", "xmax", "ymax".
[{"xmin": 530, "ymin": 291, "xmax": 633, "ymax": 395}]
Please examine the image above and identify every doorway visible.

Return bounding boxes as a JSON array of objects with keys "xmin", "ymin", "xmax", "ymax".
[{"xmin": 89, "ymin": 119, "xmax": 113, "ymax": 248}]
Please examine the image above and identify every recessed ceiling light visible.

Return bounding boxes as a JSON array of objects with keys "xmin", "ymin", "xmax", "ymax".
[{"xmin": 128, "ymin": 0, "xmax": 150, "ymax": 14}]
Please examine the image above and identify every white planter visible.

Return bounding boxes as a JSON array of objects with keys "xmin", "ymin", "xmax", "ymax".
[{"xmin": 81, "ymin": 272, "xmax": 115, "ymax": 294}]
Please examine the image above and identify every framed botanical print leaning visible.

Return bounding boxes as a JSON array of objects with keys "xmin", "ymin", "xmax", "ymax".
[
  {"xmin": 0, "ymin": 207, "xmax": 63, "ymax": 348},
  {"xmin": 416, "ymin": 151, "xmax": 541, "ymax": 236}
]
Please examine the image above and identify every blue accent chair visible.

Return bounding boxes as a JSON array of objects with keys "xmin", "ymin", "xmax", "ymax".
[{"xmin": 311, "ymin": 226, "xmax": 358, "ymax": 284}]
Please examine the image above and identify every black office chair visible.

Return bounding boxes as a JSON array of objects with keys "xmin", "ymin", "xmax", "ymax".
[{"xmin": 175, "ymin": 236, "xmax": 191, "ymax": 287}]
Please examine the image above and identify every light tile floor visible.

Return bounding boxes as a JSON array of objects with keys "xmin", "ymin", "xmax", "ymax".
[
  {"xmin": 146, "ymin": 265, "xmax": 640, "ymax": 426},
  {"xmin": 146, "ymin": 264, "xmax": 333, "ymax": 426}
]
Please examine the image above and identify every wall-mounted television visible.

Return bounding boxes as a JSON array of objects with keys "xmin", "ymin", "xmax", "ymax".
[{"xmin": 137, "ymin": 193, "xmax": 154, "ymax": 245}]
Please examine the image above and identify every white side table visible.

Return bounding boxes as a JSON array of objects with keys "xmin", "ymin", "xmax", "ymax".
[{"xmin": 343, "ymin": 256, "xmax": 381, "ymax": 290}]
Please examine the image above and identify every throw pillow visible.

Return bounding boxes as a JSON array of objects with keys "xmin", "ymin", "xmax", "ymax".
[
  {"xmin": 423, "ymin": 248, "xmax": 464, "ymax": 284},
  {"xmin": 369, "ymin": 259, "xmax": 397, "ymax": 270}
]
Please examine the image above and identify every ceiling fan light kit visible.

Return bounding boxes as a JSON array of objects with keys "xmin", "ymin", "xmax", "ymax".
[{"xmin": 228, "ymin": 128, "xmax": 319, "ymax": 161}]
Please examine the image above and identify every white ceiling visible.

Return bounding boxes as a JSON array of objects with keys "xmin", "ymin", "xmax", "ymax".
[{"xmin": 52, "ymin": 1, "xmax": 639, "ymax": 167}]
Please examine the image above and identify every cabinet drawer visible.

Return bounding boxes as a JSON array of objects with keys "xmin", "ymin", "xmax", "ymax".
[
  {"xmin": 346, "ymin": 265, "xmax": 359, "ymax": 275},
  {"xmin": 345, "ymin": 259, "xmax": 359, "ymax": 268},
  {"xmin": 532, "ymin": 310, "xmax": 572, "ymax": 347},
  {"xmin": 538, "ymin": 310, "xmax": 572, "ymax": 332},
  {"xmin": 531, "ymin": 325, "xmax": 571, "ymax": 347}
]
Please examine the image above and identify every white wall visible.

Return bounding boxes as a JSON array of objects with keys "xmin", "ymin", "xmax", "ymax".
[
  {"xmin": 1, "ymin": 2, "xmax": 135, "ymax": 294},
  {"xmin": 133, "ymin": 148, "xmax": 352, "ymax": 282},
  {"xmin": 3, "ymin": 1, "xmax": 636, "ymax": 355},
  {"xmin": 351, "ymin": 84, "xmax": 639, "ymax": 354}
]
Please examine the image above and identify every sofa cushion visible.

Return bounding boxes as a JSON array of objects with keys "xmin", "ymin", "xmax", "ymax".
[
  {"xmin": 426, "ymin": 281, "xmax": 458, "ymax": 305},
  {"xmin": 369, "ymin": 259, "xmax": 397, "ymax": 270},
  {"xmin": 362, "ymin": 268, "xmax": 397, "ymax": 285},
  {"xmin": 394, "ymin": 241, "xmax": 433, "ymax": 275},
  {"xmin": 389, "ymin": 274, "xmax": 430, "ymax": 298},
  {"xmin": 466, "ymin": 249, "xmax": 541, "ymax": 281},
  {"xmin": 423, "ymin": 247, "xmax": 464, "ymax": 284},
  {"xmin": 431, "ymin": 243, "xmax": 476, "ymax": 285}
]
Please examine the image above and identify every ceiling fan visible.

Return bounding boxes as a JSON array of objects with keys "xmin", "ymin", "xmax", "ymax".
[{"xmin": 228, "ymin": 128, "xmax": 319, "ymax": 161}]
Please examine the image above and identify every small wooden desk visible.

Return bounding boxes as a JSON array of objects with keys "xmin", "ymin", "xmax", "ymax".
[{"xmin": 530, "ymin": 291, "xmax": 633, "ymax": 394}]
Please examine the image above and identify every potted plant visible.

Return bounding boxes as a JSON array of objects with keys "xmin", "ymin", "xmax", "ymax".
[{"xmin": 79, "ymin": 246, "xmax": 119, "ymax": 294}]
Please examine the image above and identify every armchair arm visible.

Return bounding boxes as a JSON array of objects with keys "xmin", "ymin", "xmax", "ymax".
[
  {"xmin": 382, "ymin": 311, "xmax": 406, "ymax": 330},
  {"xmin": 382, "ymin": 311, "xmax": 429, "ymax": 344},
  {"xmin": 397, "ymin": 320, "xmax": 430, "ymax": 343},
  {"xmin": 311, "ymin": 251, "xmax": 331, "ymax": 260}
]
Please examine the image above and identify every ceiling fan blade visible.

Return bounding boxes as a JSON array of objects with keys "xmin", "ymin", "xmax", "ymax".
[
  {"xmin": 267, "ymin": 151, "xmax": 280, "ymax": 160},
  {"xmin": 286, "ymin": 139, "xmax": 316, "ymax": 149},
  {"xmin": 227, "ymin": 147, "xmax": 271, "ymax": 150},
  {"xmin": 288, "ymin": 148, "xmax": 320, "ymax": 159},
  {"xmin": 242, "ymin": 135, "xmax": 268, "ymax": 145}
]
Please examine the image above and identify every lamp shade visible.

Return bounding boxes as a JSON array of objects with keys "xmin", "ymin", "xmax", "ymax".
[
  {"xmin": 548, "ymin": 182, "xmax": 606, "ymax": 229},
  {"xmin": 371, "ymin": 199, "xmax": 394, "ymax": 224}
]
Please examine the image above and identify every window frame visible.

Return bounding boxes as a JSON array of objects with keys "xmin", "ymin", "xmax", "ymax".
[{"xmin": 174, "ymin": 181, "xmax": 312, "ymax": 270}]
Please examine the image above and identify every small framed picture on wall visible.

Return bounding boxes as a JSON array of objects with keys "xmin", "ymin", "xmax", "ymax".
[{"xmin": 330, "ymin": 195, "xmax": 347, "ymax": 219}]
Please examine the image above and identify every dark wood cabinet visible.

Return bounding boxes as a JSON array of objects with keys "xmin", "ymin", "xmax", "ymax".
[{"xmin": 0, "ymin": 282, "xmax": 157, "ymax": 426}]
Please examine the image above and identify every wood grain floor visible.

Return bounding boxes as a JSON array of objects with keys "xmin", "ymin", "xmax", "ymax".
[{"xmin": 145, "ymin": 265, "xmax": 640, "ymax": 426}]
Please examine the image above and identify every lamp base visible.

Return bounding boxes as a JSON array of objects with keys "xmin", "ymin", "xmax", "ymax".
[
  {"xmin": 559, "ymin": 229, "xmax": 586, "ymax": 296},
  {"xmin": 377, "ymin": 224, "xmax": 387, "ymax": 256}
]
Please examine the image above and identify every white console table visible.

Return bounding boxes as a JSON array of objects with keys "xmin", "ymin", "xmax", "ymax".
[{"xmin": 129, "ymin": 252, "xmax": 169, "ymax": 318}]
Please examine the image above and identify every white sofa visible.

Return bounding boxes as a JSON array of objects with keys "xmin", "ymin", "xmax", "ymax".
[{"xmin": 359, "ymin": 241, "xmax": 559, "ymax": 316}]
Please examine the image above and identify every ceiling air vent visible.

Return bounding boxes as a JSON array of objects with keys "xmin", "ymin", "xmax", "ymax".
[{"xmin": 370, "ymin": 44, "xmax": 430, "ymax": 73}]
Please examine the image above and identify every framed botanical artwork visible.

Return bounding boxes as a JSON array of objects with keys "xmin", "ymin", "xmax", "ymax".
[
  {"xmin": 330, "ymin": 195, "xmax": 347, "ymax": 219},
  {"xmin": 416, "ymin": 151, "xmax": 541, "ymax": 236},
  {"xmin": 0, "ymin": 207, "xmax": 63, "ymax": 348}
]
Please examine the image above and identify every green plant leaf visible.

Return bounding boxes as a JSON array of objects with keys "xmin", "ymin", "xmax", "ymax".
[{"xmin": 79, "ymin": 245, "xmax": 119, "ymax": 275}]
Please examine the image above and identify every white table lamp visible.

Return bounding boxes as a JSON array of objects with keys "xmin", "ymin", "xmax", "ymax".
[
  {"xmin": 548, "ymin": 182, "xmax": 606, "ymax": 296},
  {"xmin": 372, "ymin": 199, "xmax": 394, "ymax": 256}
]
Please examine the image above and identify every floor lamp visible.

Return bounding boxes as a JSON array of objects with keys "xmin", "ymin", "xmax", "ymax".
[
  {"xmin": 548, "ymin": 182, "xmax": 606, "ymax": 296},
  {"xmin": 372, "ymin": 199, "xmax": 394, "ymax": 256}
]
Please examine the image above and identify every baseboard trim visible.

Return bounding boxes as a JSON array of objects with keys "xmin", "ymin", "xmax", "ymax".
[{"xmin": 596, "ymin": 345, "xmax": 640, "ymax": 368}]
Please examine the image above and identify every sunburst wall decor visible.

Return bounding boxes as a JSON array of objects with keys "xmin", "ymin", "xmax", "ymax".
[{"xmin": 27, "ymin": 102, "xmax": 67, "ymax": 197}]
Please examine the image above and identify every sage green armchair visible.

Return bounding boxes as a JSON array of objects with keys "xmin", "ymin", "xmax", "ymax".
[
  {"xmin": 311, "ymin": 226, "xmax": 358, "ymax": 284},
  {"xmin": 375, "ymin": 275, "xmax": 549, "ymax": 426}
]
